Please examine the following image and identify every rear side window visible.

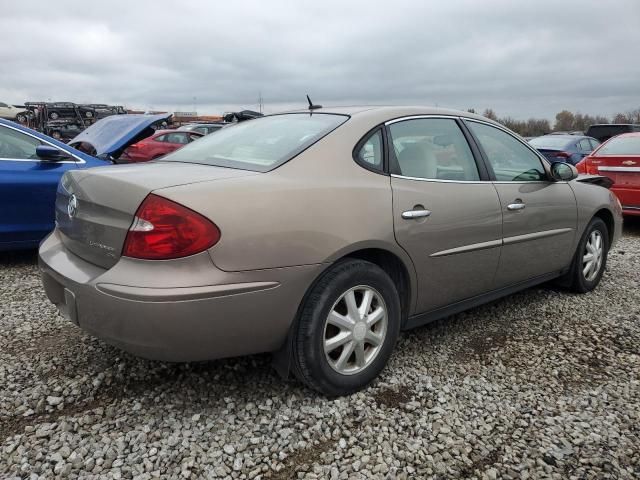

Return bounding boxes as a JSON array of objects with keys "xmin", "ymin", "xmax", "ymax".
[
  {"xmin": 388, "ymin": 118, "xmax": 479, "ymax": 181},
  {"xmin": 355, "ymin": 129, "xmax": 383, "ymax": 171},
  {"xmin": 597, "ymin": 136, "xmax": 640, "ymax": 155},
  {"xmin": 467, "ymin": 121, "xmax": 546, "ymax": 182},
  {"xmin": 577, "ymin": 138, "xmax": 592, "ymax": 152},
  {"xmin": 162, "ymin": 113, "xmax": 348, "ymax": 172},
  {"xmin": 589, "ymin": 138, "xmax": 600, "ymax": 150}
]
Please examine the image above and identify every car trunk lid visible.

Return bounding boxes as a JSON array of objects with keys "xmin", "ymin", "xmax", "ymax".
[
  {"xmin": 588, "ymin": 154, "xmax": 640, "ymax": 187},
  {"xmin": 55, "ymin": 162, "xmax": 258, "ymax": 268},
  {"xmin": 68, "ymin": 113, "xmax": 172, "ymax": 160}
]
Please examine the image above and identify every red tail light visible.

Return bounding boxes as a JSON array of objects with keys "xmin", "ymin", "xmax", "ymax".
[
  {"xmin": 553, "ymin": 151, "xmax": 571, "ymax": 159},
  {"xmin": 122, "ymin": 194, "xmax": 220, "ymax": 260},
  {"xmin": 577, "ymin": 157, "xmax": 601, "ymax": 175}
]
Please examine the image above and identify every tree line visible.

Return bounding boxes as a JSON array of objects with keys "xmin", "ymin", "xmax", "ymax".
[{"xmin": 466, "ymin": 107, "xmax": 640, "ymax": 137}]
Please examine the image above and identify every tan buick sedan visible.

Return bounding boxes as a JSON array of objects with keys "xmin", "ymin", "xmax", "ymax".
[{"xmin": 39, "ymin": 106, "xmax": 623, "ymax": 395}]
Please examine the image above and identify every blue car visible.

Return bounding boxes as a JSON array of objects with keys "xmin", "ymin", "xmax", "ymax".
[
  {"xmin": 0, "ymin": 113, "xmax": 171, "ymax": 251},
  {"xmin": 528, "ymin": 134, "xmax": 600, "ymax": 166}
]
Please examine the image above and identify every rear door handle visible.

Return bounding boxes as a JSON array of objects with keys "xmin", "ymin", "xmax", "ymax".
[
  {"xmin": 507, "ymin": 203, "xmax": 526, "ymax": 211},
  {"xmin": 402, "ymin": 209, "xmax": 432, "ymax": 219}
]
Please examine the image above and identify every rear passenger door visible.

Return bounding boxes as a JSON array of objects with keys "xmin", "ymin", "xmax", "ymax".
[
  {"xmin": 387, "ymin": 117, "xmax": 503, "ymax": 313},
  {"xmin": 465, "ymin": 120, "xmax": 577, "ymax": 287}
]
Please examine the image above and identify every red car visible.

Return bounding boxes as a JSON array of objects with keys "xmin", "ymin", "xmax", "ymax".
[
  {"xmin": 577, "ymin": 132, "xmax": 640, "ymax": 216},
  {"xmin": 121, "ymin": 130, "xmax": 203, "ymax": 162}
]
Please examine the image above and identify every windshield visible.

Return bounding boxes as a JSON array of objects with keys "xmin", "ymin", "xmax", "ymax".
[
  {"xmin": 597, "ymin": 136, "xmax": 640, "ymax": 155},
  {"xmin": 529, "ymin": 136, "xmax": 571, "ymax": 149},
  {"xmin": 161, "ymin": 113, "xmax": 349, "ymax": 171}
]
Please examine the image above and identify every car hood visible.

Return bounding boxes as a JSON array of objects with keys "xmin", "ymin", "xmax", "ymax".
[{"xmin": 68, "ymin": 113, "xmax": 172, "ymax": 159}]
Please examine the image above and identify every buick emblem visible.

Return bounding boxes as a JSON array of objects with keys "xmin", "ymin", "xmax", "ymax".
[{"xmin": 67, "ymin": 194, "xmax": 78, "ymax": 219}]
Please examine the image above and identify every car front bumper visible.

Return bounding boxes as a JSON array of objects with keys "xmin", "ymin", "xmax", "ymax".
[{"xmin": 38, "ymin": 230, "xmax": 322, "ymax": 362}]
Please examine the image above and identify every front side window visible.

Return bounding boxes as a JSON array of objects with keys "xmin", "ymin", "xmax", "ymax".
[
  {"xmin": 467, "ymin": 121, "xmax": 546, "ymax": 182},
  {"xmin": 163, "ymin": 113, "xmax": 348, "ymax": 172},
  {"xmin": 388, "ymin": 118, "xmax": 479, "ymax": 181},
  {"xmin": 0, "ymin": 126, "xmax": 42, "ymax": 159},
  {"xmin": 355, "ymin": 129, "xmax": 383, "ymax": 171}
]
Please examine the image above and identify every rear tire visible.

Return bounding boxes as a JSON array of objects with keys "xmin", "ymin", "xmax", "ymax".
[
  {"xmin": 292, "ymin": 259, "xmax": 401, "ymax": 396},
  {"xmin": 563, "ymin": 217, "xmax": 609, "ymax": 293}
]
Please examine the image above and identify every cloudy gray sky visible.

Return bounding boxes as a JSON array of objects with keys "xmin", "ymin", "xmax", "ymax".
[{"xmin": 1, "ymin": 1, "xmax": 639, "ymax": 121}]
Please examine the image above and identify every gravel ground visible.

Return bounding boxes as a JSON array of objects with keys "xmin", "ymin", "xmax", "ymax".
[{"xmin": 1, "ymin": 219, "xmax": 639, "ymax": 480}]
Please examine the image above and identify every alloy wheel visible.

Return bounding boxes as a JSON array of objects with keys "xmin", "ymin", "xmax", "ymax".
[
  {"xmin": 583, "ymin": 230, "xmax": 603, "ymax": 282},
  {"xmin": 323, "ymin": 285, "xmax": 388, "ymax": 375}
]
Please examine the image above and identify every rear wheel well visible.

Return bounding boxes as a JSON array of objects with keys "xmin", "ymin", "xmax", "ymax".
[
  {"xmin": 593, "ymin": 208, "xmax": 614, "ymax": 246},
  {"xmin": 343, "ymin": 249, "xmax": 411, "ymax": 326}
]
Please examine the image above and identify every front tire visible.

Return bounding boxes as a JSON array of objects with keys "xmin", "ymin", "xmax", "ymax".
[
  {"xmin": 292, "ymin": 259, "xmax": 401, "ymax": 396},
  {"xmin": 564, "ymin": 217, "xmax": 609, "ymax": 293}
]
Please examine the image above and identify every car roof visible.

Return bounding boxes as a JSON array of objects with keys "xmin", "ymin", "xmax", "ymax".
[
  {"xmin": 609, "ymin": 132, "xmax": 640, "ymax": 138},
  {"xmin": 277, "ymin": 105, "xmax": 501, "ymax": 126},
  {"xmin": 536, "ymin": 134, "xmax": 590, "ymax": 140}
]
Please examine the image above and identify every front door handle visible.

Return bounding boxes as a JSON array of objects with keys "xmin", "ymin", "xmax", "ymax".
[
  {"xmin": 507, "ymin": 202, "xmax": 526, "ymax": 211},
  {"xmin": 402, "ymin": 209, "xmax": 432, "ymax": 219}
]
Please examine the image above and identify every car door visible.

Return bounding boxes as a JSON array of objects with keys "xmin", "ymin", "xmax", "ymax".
[
  {"xmin": 387, "ymin": 117, "xmax": 503, "ymax": 313},
  {"xmin": 465, "ymin": 120, "xmax": 577, "ymax": 287},
  {"xmin": 0, "ymin": 124, "xmax": 80, "ymax": 248}
]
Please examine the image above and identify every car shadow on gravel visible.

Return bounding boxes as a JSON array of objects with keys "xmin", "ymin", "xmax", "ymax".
[{"xmin": 0, "ymin": 249, "xmax": 38, "ymax": 266}]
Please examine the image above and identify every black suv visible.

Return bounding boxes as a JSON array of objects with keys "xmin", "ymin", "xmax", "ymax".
[{"xmin": 586, "ymin": 124, "xmax": 640, "ymax": 143}]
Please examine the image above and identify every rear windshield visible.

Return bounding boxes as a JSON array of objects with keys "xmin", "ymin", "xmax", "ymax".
[
  {"xmin": 161, "ymin": 113, "xmax": 348, "ymax": 171},
  {"xmin": 528, "ymin": 136, "xmax": 572, "ymax": 149},
  {"xmin": 597, "ymin": 136, "xmax": 640, "ymax": 155}
]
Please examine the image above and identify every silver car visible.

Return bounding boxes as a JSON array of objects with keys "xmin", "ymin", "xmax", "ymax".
[{"xmin": 39, "ymin": 106, "xmax": 623, "ymax": 396}]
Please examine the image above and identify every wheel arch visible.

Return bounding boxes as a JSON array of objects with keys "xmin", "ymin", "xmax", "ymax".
[{"xmin": 593, "ymin": 208, "xmax": 614, "ymax": 245}]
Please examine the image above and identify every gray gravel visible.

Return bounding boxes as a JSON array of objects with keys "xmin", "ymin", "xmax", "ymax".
[{"xmin": 2, "ymin": 220, "xmax": 639, "ymax": 479}]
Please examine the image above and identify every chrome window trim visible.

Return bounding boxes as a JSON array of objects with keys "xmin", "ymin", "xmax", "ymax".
[
  {"xmin": 390, "ymin": 174, "xmax": 560, "ymax": 186},
  {"xmin": 390, "ymin": 173, "xmax": 486, "ymax": 184},
  {"xmin": 384, "ymin": 114, "xmax": 461, "ymax": 125},
  {"xmin": 0, "ymin": 123, "xmax": 86, "ymax": 164},
  {"xmin": 598, "ymin": 166, "xmax": 640, "ymax": 173}
]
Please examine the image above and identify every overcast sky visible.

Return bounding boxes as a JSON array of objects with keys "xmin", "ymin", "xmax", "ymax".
[{"xmin": 1, "ymin": 1, "xmax": 639, "ymax": 120}]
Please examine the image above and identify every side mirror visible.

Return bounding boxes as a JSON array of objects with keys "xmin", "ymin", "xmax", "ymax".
[
  {"xmin": 550, "ymin": 161, "xmax": 578, "ymax": 182},
  {"xmin": 36, "ymin": 145, "xmax": 70, "ymax": 161}
]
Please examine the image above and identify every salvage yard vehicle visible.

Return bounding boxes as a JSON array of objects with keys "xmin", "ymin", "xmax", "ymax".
[
  {"xmin": 120, "ymin": 129, "xmax": 204, "ymax": 163},
  {"xmin": 577, "ymin": 132, "xmax": 640, "ymax": 216},
  {"xmin": 0, "ymin": 102, "xmax": 29, "ymax": 123},
  {"xmin": 529, "ymin": 134, "xmax": 600, "ymax": 165},
  {"xmin": 0, "ymin": 113, "xmax": 172, "ymax": 251},
  {"xmin": 38, "ymin": 106, "xmax": 622, "ymax": 396}
]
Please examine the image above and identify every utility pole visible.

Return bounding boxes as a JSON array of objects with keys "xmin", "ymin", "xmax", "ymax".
[{"xmin": 258, "ymin": 91, "xmax": 263, "ymax": 114}]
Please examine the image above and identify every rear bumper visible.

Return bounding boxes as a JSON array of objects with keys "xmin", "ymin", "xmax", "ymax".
[{"xmin": 39, "ymin": 230, "xmax": 321, "ymax": 361}]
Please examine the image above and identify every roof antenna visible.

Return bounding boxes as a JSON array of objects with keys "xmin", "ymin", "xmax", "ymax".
[{"xmin": 306, "ymin": 94, "xmax": 322, "ymax": 111}]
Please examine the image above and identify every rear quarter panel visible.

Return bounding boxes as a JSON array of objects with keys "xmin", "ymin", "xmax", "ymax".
[{"xmin": 156, "ymin": 122, "xmax": 406, "ymax": 272}]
